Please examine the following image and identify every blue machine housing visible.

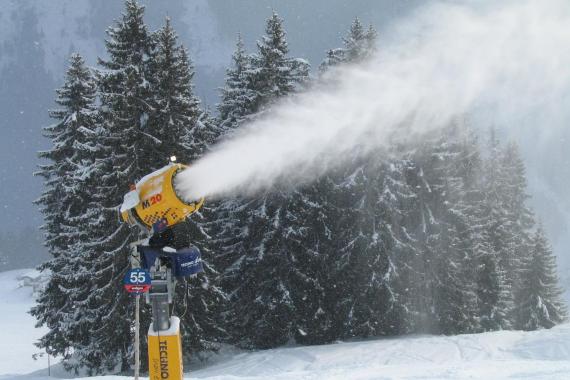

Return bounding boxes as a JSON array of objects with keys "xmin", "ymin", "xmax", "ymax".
[{"xmin": 138, "ymin": 245, "xmax": 204, "ymax": 278}]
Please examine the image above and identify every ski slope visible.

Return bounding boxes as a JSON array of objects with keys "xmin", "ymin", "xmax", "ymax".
[
  {"xmin": 0, "ymin": 269, "xmax": 49, "ymax": 377},
  {"xmin": 2, "ymin": 268, "xmax": 570, "ymax": 380}
]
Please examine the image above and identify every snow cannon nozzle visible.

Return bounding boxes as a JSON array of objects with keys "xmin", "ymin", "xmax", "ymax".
[{"xmin": 119, "ymin": 163, "xmax": 205, "ymax": 232}]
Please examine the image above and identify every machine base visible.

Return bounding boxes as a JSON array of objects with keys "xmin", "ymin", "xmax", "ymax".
[{"xmin": 148, "ymin": 316, "xmax": 183, "ymax": 380}]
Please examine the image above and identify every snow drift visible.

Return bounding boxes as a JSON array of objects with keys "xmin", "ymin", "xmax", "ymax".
[{"xmin": 176, "ymin": 0, "xmax": 570, "ymax": 200}]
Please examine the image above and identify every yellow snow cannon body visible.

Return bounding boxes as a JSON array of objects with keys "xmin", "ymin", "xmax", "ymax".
[{"xmin": 120, "ymin": 163, "xmax": 204, "ymax": 232}]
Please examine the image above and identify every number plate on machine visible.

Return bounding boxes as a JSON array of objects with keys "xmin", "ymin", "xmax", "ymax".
[{"xmin": 124, "ymin": 268, "xmax": 152, "ymax": 294}]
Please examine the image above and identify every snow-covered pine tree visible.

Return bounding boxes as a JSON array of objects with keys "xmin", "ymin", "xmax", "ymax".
[
  {"xmin": 182, "ymin": 108, "xmax": 223, "ymax": 160},
  {"xmin": 514, "ymin": 225, "xmax": 567, "ymax": 330},
  {"xmin": 203, "ymin": 35, "xmax": 261, "ymax": 349},
  {"xmin": 68, "ymin": 6, "xmax": 225, "ymax": 371},
  {"xmin": 290, "ymin": 137, "xmax": 409, "ymax": 341},
  {"xmin": 54, "ymin": 0, "xmax": 170, "ymax": 373},
  {"xmin": 250, "ymin": 12, "xmax": 309, "ymax": 112},
  {"xmin": 335, "ymin": 157, "xmax": 417, "ymax": 338},
  {"xmin": 398, "ymin": 130, "xmax": 447, "ymax": 333},
  {"xmin": 149, "ymin": 18, "xmax": 228, "ymax": 357},
  {"xmin": 228, "ymin": 190, "xmax": 298, "ymax": 348},
  {"xmin": 477, "ymin": 129, "xmax": 515, "ymax": 331},
  {"xmin": 448, "ymin": 131, "xmax": 502, "ymax": 332},
  {"xmin": 344, "ymin": 19, "xmax": 377, "ymax": 63},
  {"xmin": 297, "ymin": 18, "xmax": 384, "ymax": 340},
  {"xmin": 208, "ymin": 33, "xmax": 262, "ymax": 283},
  {"xmin": 148, "ymin": 17, "xmax": 201, "ymax": 163},
  {"xmin": 480, "ymin": 132, "xmax": 542, "ymax": 330},
  {"xmin": 447, "ymin": 128, "xmax": 496, "ymax": 334},
  {"xmin": 392, "ymin": 123, "xmax": 484, "ymax": 335},
  {"xmin": 208, "ymin": 35, "xmax": 260, "ymax": 317},
  {"xmin": 475, "ymin": 240, "xmax": 511, "ymax": 331},
  {"xmin": 285, "ymin": 179, "xmax": 340, "ymax": 344},
  {"xmin": 498, "ymin": 141, "xmax": 536, "ymax": 313},
  {"xmin": 319, "ymin": 17, "xmax": 377, "ymax": 72},
  {"xmin": 208, "ymin": 35, "xmax": 257, "ymax": 285},
  {"xmin": 323, "ymin": 159, "xmax": 371, "ymax": 338},
  {"xmin": 384, "ymin": 133, "xmax": 449, "ymax": 334},
  {"xmin": 375, "ymin": 157, "xmax": 422, "ymax": 335},
  {"xmin": 426, "ymin": 126, "xmax": 482, "ymax": 334},
  {"xmin": 267, "ymin": 17, "xmax": 379, "ymax": 342},
  {"xmin": 59, "ymin": 136, "xmax": 125, "ymax": 375},
  {"xmin": 31, "ymin": 53, "xmax": 102, "ymax": 369},
  {"xmin": 65, "ymin": 0, "xmax": 157, "ymax": 372},
  {"xmin": 217, "ymin": 34, "xmax": 257, "ymax": 136},
  {"xmin": 215, "ymin": 12, "xmax": 311, "ymax": 348},
  {"xmin": 97, "ymin": 0, "xmax": 156, "ymax": 172},
  {"xmin": 493, "ymin": 141, "xmax": 565, "ymax": 330},
  {"xmin": 232, "ymin": 181, "xmax": 335, "ymax": 347}
]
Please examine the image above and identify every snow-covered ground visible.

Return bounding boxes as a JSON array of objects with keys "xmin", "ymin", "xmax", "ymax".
[
  {"xmin": 0, "ymin": 269, "xmax": 49, "ymax": 378},
  {"xmin": 2, "ymin": 268, "xmax": 570, "ymax": 380}
]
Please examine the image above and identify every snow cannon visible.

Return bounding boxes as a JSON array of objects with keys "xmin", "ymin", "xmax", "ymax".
[
  {"xmin": 120, "ymin": 163, "xmax": 204, "ymax": 233},
  {"xmin": 120, "ymin": 162, "xmax": 205, "ymax": 380}
]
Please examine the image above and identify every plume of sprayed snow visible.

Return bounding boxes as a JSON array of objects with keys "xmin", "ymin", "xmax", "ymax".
[{"xmin": 176, "ymin": 0, "xmax": 570, "ymax": 200}]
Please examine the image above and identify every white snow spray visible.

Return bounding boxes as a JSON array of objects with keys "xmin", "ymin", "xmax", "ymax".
[{"xmin": 176, "ymin": 0, "xmax": 570, "ymax": 200}]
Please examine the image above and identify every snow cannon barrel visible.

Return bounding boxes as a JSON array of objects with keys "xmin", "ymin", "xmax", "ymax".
[{"xmin": 120, "ymin": 163, "xmax": 204, "ymax": 232}]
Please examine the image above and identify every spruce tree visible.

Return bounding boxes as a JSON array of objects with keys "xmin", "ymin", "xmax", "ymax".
[
  {"xmin": 250, "ymin": 12, "xmax": 309, "ymax": 112},
  {"xmin": 34, "ymin": 53, "xmax": 98, "ymax": 271},
  {"xmin": 233, "ymin": 182, "xmax": 337, "ymax": 347},
  {"xmin": 343, "ymin": 19, "xmax": 377, "ymax": 62},
  {"xmin": 302, "ymin": 17, "xmax": 383, "ymax": 340},
  {"xmin": 514, "ymin": 226, "xmax": 567, "ymax": 330},
  {"xmin": 215, "ymin": 12, "xmax": 311, "ymax": 348},
  {"xmin": 210, "ymin": 36, "xmax": 257, "ymax": 319},
  {"xmin": 31, "ymin": 53, "xmax": 102, "ymax": 370},
  {"xmin": 427, "ymin": 126, "xmax": 481, "ymax": 334},
  {"xmin": 451, "ymin": 130, "xmax": 495, "ymax": 334},
  {"xmin": 229, "ymin": 191, "xmax": 297, "ymax": 348},
  {"xmin": 210, "ymin": 34, "xmax": 258, "ymax": 288},
  {"xmin": 286, "ymin": 179, "xmax": 340, "ymax": 344},
  {"xmin": 338, "ymin": 158, "xmax": 417, "ymax": 338},
  {"xmin": 149, "ymin": 18, "xmax": 201, "ymax": 163},
  {"xmin": 73, "ymin": 5, "xmax": 223, "ymax": 371},
  {"xmin": 150, "ymin": 18, "xmax": 228, "ymax": 358},
  {"xmin": 478, "ymin": 129, "xmax": 515, "ymax": 330},
  {"xmin": 217, "ymin": 34, "xmax": 257, "ymax": 135},
  {"xmin": 64, "ymin": 0, "xmax": 158, "ymax": 372},
  {"xmin": 282, "ymin": 17, "xmax": 379, "ymax": 342},
  {"xmin": 395, "ymin": 124, "xmax": 484, "ymax": 334},
  {"xmin": 397, "ymin": 133, "xmax": 452, "ymax": 334},
  {"xmin": 478, "ymin": 136, "xmax": 538, "ymax": 331},
  {"xmin": 319, "ymin": 17, "xmax": 377, "ymax": 72},
  {"xmin": 97, "ymin": 0, "xmax": 155, "ymax": 173},
  {"xmin": 499, "ymin": 142, "xmax": 535, "ymax": 306},
  {"xmin": 377, "ymin": 158, "xmax": 423, "ymax": 335}
]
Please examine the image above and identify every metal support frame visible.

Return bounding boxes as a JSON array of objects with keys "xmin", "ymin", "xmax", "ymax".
[
  {"xmin": 129, "ymin": 240, "xmax": 184, "ymax": 380},
  {"xmin": 145, "ymin": 254, "xmax": 177, "ymax": 332}
]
